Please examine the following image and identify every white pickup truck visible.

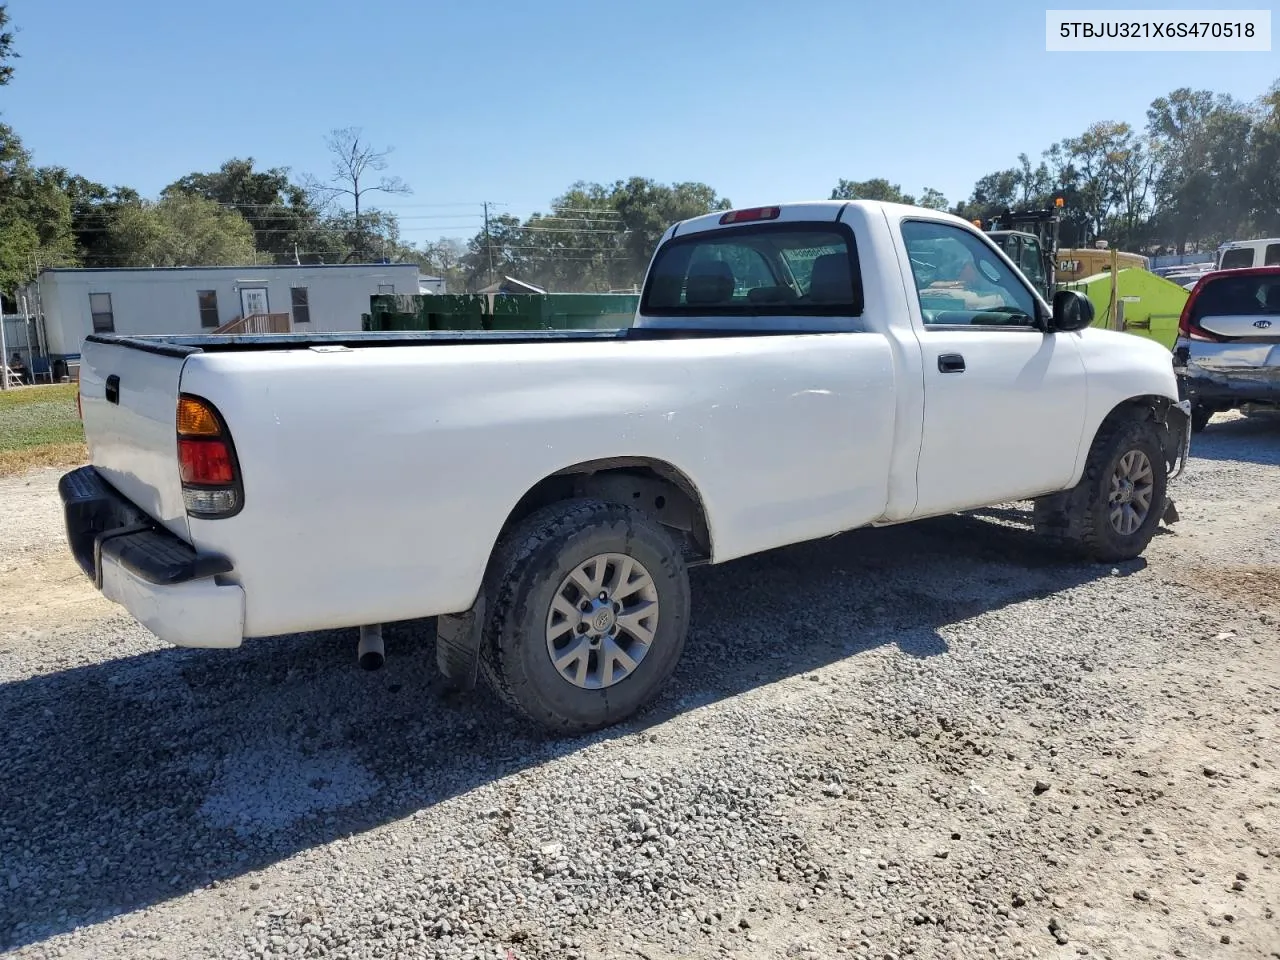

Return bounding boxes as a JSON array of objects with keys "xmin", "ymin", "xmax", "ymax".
[{"xmin": 60, "ymin": 200, "xmax": 1192, "ymax": 732}]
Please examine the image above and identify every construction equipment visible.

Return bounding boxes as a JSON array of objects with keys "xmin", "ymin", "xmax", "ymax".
[{"xmin": 973, "ymin": 197, "xmax": 1064, "ymax": 301}]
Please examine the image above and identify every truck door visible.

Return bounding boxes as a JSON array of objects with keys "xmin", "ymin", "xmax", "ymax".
[{"xmin": 899, "ymin": 219, "xmax": 1088, "ymax": 515}]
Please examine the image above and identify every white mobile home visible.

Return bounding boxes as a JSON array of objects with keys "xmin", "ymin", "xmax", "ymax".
[{"xmin": 31, "ymin": 262, "xmax": 421, "ymax": 360}]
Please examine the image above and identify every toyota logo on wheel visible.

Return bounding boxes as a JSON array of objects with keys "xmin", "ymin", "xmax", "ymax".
[{"xmin": 1255, "ymin": 319, "xmax": 1273, "ymax": 329}]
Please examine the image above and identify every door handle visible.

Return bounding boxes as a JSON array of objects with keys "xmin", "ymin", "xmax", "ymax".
[
  {"xmin": 938, "ymin": 353, "xmax": 966, "ymax": 373},
  {"xmin": 105, "ymin": 374, "xmax": 120, "ymax": 404}
]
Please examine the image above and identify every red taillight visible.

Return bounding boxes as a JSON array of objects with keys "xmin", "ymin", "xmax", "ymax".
[
  {"xmin": 719, "ymin": 206, "xmax": 781, "ymax": 225},
  {"xmin": 1177, "ymin": 277, "xmax": 1224, "ymax": 343},
  {"xmin": 178, "ymin": 438, "xmax": 234, "ymax": 485},
  {"xmin": 176, "ymin": 394, "xmax": 241, "ymax": 517}
]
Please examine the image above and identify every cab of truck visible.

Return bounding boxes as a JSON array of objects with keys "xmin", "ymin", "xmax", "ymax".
[{"xmin": 1216, "ymin": 238, "xmax": 1280, "ymax": 271}]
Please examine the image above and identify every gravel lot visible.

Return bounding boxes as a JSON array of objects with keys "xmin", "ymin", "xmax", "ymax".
[{"xmin": 1, "ymin": 413, "xmax": 1278, "ymax": 960}]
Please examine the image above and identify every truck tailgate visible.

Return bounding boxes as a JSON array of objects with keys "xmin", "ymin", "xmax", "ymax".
[{"xmin": 79, "ymin": 338, "xmax": 191, "ymax": 540}]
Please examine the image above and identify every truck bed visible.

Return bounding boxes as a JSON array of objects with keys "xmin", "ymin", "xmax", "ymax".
[{"xmin": 78, "ymin": 325, "xmax": 901, "ymax": 637}]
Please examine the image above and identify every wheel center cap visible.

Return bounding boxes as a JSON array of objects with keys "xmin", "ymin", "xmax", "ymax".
[{"xmin": 590, "ymin": 607, "xmax": 616, "ymax": 634}]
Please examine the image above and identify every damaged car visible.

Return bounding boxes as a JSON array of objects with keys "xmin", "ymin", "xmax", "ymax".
[{"xmin": 1174, "ymin": 266, "xmax": 1280, "ymax": 432}]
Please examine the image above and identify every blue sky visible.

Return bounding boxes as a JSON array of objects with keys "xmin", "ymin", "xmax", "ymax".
[{"xmin": 4, "ymin": 0, "xmax": 1277, "ymax": 244}]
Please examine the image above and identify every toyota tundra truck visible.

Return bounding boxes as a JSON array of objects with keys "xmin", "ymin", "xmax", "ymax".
[{"xmin": 59, "ymin": 200, "xmax": 1192, "ymax": 733}]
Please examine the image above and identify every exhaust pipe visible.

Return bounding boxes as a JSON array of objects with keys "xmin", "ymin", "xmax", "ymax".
[{"xmin": 358, "ymin": 624, "xmax": 385, "ymax": 671}]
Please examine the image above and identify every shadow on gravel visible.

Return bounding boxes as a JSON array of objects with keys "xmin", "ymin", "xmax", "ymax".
[
  {"xmin": 1191, "ymin": 413, "xmax": 1280, "ymax": 466},
  {"xmin": 0, "ymin": 506, "xmax": 1135, "ymax": 948}
]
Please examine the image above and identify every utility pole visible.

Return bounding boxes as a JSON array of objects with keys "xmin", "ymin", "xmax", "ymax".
[{"xmin": 483, "ymin": 201, "xmax": 495, "ymax": 288}]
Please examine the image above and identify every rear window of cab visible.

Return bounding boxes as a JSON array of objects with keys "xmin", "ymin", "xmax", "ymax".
[{"xmin": 640, "ymin": 223, "xmax": 863, "ymax": 317}]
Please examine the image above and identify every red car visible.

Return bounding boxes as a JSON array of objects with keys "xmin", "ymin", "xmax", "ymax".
[{"xmin": 1173, "ymin": 265, "xmax": 1280, "ymax": 431}]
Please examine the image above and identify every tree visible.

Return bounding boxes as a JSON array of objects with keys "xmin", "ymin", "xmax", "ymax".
[
  {"xmin": 321, "ymin": 207, "xmax": 405, "ymax": 263},
  {"xmin": 609, "ymin": 178, "xmax": 730, "ymax": 287},
  {"xmin": 1245, "ymin": 82, "xmax": 1280, "ymax": 235},
  {"xmin": 43, "ymin": 171, "xmax": 141, "ymax": 267},
  {"xmin": 0, "ymin": 126, "xmax": 77, "ymax": 293},
  {"xmin": 456, "ymin": 178, "xmax": 731, "ymax": 293},
  {"xmin": 918, "ymin": 187, "xmax": 948, "ymax": 211},
  {"xmin": 829, "ymin": 178, "xmax": 916, "ymax": 204},
  {"xmin": 421, "ymin": 237, "xmax": 467, "ymax": 286},
  {"xmin": 106, "ymin": 194, "xmax": 255, "ymax": 267},
  {"xmin": 461, "ymin": 213, "xmax": 527, "ymax": 289},
  {"xmin": 1146, "ymin": 88, "xmax": 1252, "ymax": 250},
  {"xmin": 1013, "ymin": 153, "xmax": 1054, "ymax": 207},
  {"xmin": 306, "ymin": 128, "xmax": 411, "ymax": 261},
  {"xmin": 952, "ymin": 169, "xmax": 1017, "ymax": 224},
  {"xmin": 1109, "ymin": 133, "xmax": 1157, "ymax": 246},
  {"xmin": 514, "ymin": 180, "xmax": 624, "ymax": 292},
  {"xmin": 0, "ymin": 4, "xmax": 17, "ymax": 86},
  {"xmin": 1059, "ymin": 121, "xmax": 1138, "ymax": 243},
  {"xmin": 164, "ymin": 158, "xmax": 321, "ymax": 259}
]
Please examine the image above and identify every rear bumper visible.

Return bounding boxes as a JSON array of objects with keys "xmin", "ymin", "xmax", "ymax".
[
  {"xmin": 1177, "ymin": 368, "xmax": 1280, "ymax": 407},
  {"xmin": 59, "ymin": 466, "xmax": 245, "ymax": 648},
  {"xmin": 1174, "ymin": 342, "xmax": 1280, "ymax": 408}
]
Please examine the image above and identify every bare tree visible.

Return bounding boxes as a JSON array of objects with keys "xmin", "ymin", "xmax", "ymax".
[{"xmin": 307, "ymin": 127, "xmax": 411, "ymax": 261}]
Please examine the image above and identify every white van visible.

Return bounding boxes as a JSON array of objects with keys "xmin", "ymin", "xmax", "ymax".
[{"xmin": 1216, "ymin": 238, "xmax": 1280, "ymax": 270}]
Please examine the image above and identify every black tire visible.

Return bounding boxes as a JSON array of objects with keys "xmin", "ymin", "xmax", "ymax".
[
  {"xmin": 1190, "ymin": 405, "xmax": 1212, "ymax": 433},
  {"xmin": 479, "ymin": 498, "xmax": 691, "ymax": 734},
  {"xmin": 1068, "ymin": 417, "xmax": 1169, "ymax": 562}
]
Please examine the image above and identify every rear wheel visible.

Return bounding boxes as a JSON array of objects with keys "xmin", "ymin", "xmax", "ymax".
[{"xmin": 479, "ymin": 498, "xmax": 691, "ymax": 733}]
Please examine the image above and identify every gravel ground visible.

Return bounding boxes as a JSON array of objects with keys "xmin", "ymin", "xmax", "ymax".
[{"xmin": 1, "ymin": 412, "xmax": 1278, "ymax": 960}]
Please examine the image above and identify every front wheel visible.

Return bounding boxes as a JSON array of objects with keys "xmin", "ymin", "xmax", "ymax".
[
  {"xmin": 479, "ymin": 498, "xmax": 691, "ymax": 734},
  {"xmin": 1035, "ymin": 416, "xmax": 1170, "ymax": 563},
  {"xmin": 1071, "ymin": 418, "xmax": 1169, "ymax": 562}
]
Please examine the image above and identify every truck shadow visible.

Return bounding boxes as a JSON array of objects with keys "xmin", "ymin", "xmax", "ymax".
[{"xmin": 0, "ymin": 505, "xmax": 1133, "ymax": 949}]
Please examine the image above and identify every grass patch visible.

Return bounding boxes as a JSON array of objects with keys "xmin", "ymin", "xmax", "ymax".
[{"xmin": 0, "ymin": 384, "xmax": 87, "ymax": 476}]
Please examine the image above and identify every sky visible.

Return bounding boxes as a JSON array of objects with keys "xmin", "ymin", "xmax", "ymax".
[{"xmin": 4, "ymin": 0, "xmax": 1278, "ymax": 245}]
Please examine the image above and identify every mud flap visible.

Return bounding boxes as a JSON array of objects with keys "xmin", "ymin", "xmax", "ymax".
[
  {"xmin": 1162, "ymin": 498, "xmax": 1180, "ymax": 525},
  {"xmin": 435, "ymin": 588, "xmax": 485, "ymax": 691}
]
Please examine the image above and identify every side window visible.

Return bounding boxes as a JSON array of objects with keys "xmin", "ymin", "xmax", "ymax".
[
  {"xmin": 1264, "ymin": 243, "xmax": 1280, "ymax": 267},
  {"xmin": 290, "ymin": 287, "xmax": 311, "ymax": 325},
  {"xmin": 197, "ymin": 290, "xmax": 220, "ymax": 328},
  {"xmin": 1220, "ymin": 248, "xmax": 1255, "ymax": 270},
  {"xmin": 89, "ymin": 292, "xmax": 115, "ymax": 333},
  {"xmin": 641, "ymin": 225, "xmax": 862, "ymax": 317},
  {"xmin": 901, "ymin": 220, "xmax": 1038, "ymax": 328}
]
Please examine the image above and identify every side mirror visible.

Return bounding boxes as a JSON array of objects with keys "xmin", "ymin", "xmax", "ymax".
[{"xmin": 1051, "ymin": 289, "xmax": 1094, "ymax": 332}]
